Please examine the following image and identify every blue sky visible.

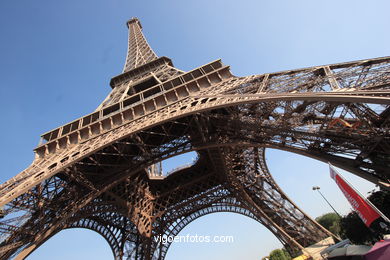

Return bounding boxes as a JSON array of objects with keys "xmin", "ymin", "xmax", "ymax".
[{"xmin": 0, "ymin": 0, "xmax": 389, "ymax": 259}]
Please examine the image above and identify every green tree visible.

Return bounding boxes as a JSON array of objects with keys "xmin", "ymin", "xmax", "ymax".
[
  {"xmin": 316, "ymin": 212, "xmax": 341, "ymax": 236},
  {"xmin": 367, "ymin": 189, "xmax": 390, "ymax": 218},
  {"xmin": 340, "ymin": 211, "xmax": 376, "ymax": 244},
  {"xmin": 340, "ymin": 189, "xmax": 390, "ymax": 244},
  {"xmin": 269, "ymin": 248, "xmax": 291, "ymax": 260}
]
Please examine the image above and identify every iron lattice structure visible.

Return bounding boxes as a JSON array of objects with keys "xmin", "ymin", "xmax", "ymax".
[{"xmin": 1, "ymin": 17, "xmax": 390, "ymax": 259}]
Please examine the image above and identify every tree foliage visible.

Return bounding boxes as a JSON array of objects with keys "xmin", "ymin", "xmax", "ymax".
[
  {"xmin": 367, "ymin": 189, "xmax": 390, "ymax": 217},
  {"xmin": 316, "ymin": 212, "xmax": 341, "ymax": 236},
  {"xmin": 340, "ymin": 211, "xmax": 376, "ymax": 244},
  {"xmin": 340, "ymin": 189, "xmax": 390, "ymax": 244},
  {"xmin": 269, "ymin": 248, "xmax": 291, "ymax": 260}
]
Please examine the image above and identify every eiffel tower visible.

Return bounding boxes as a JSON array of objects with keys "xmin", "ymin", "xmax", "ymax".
[{"xmin": 1, "ymin": 17, "xmax": 390, "ymax": 259}]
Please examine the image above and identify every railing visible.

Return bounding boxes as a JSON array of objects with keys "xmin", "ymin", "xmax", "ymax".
[{"xmin": 35, "ymin": 59, "xmax": 232, "ymax": 158}]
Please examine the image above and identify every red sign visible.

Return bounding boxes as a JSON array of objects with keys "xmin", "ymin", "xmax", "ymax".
[{"xmin": 330, "ymin": 166, "xmax": 380, "ymax": 227}]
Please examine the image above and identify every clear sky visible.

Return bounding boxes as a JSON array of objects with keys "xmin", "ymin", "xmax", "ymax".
[{"xmin": 0, "ymin": 0, "xmax": 389, "ymax": 259}]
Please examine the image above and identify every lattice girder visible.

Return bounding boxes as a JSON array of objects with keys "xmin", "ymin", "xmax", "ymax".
[
  {"xmin": 0, "ymin": 146, "xmax": 336, "ymax": 259},
  {"xmin": 1, "ymin": 95, "xmax": 389, "ymax": 258},
  {"xmin": 222, "ymin": 147, "xmax": 333, "ymax": 247},
  {"xmin": 123, "ymin": 18, "xmax": 158, "ymax": 72},
  {"xmin": 1, "ymin": 56, "xmax": 389, "ymax": 209}
]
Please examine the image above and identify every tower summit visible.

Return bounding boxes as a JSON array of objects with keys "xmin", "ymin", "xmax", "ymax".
[
  {"xmin": 123, "ymin": 17, "xmax": 158, "ymax": 72},
  {"xmin": 0, "ymin": 18, "xmax": 389, "ymax": 260}
]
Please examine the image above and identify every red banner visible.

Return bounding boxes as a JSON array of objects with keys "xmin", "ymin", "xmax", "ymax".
[{"xmin": 330, "ymin": 166, "xmax": 380, "ymax": 227}]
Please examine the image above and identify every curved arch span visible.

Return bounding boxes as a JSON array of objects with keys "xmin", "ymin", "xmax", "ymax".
[
  {"xmin": 158, "ymin": 199, "xmax": 291, "ymax": 259},
  {"xmin": 144, "ymin": 142, "xmax": 381, "ymax": 186},
  {"xmin": 25, "ymin": 225, "xmax": 115, "ymax": 260},
  {"xmin": 22, "ymin": 208, "xmax": 135, "ymax": 260}
]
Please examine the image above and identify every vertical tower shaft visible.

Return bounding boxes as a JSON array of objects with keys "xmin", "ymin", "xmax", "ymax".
[{"xmin": 123, "ymin": 18, "xmax": 158, "ymax": 72}]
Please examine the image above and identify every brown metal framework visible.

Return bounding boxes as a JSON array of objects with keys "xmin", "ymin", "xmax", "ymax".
[{"xmin": 0, "ymin": 17, "xmax": 389, "ymax": 259}]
